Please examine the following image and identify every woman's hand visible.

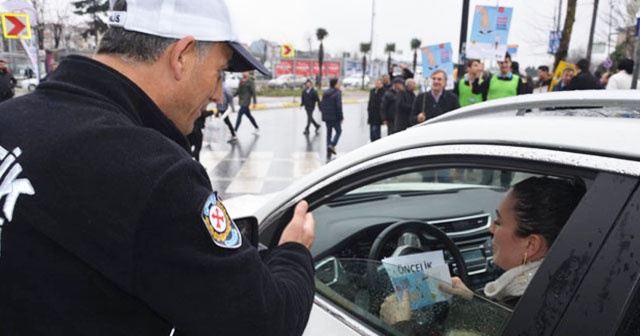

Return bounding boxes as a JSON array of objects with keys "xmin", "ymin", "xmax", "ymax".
[
  {"xmin": 438, "ymin": 276, "xmax": 474, "ymax": 301},
  {"xmin": 380, "ymin": 289, "xmax": 411, "ymax": 325}
]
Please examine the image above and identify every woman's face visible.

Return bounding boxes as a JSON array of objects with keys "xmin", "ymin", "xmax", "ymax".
[{"xmin": 489, "ymin": 190, "xmax": 530, "ymax": 270}]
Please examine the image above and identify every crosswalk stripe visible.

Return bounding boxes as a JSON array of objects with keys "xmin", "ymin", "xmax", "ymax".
[{"xmin": 293, "ymin": 152, "xmax": 322, "ymax": 179}]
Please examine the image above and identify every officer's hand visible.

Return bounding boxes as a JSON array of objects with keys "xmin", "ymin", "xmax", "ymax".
[
  {"xmin": 417, "ymin": 112, "xmax": 426, "ymax": 123},
  {"xmin": 279, "ymin": 200, "xmax": 315, "ymax": 248}
]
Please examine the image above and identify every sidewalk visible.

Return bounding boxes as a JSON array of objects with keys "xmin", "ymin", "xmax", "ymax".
[{"xmin": 250, "ymin": 89, "xmax": 369, "ymax": 111}]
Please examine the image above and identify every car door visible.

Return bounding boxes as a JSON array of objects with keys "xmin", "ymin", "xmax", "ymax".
[
  {"xmin": 502, "ymin": 173, "xmax": 640, "ymax": 335},
  {"xmin": 253, "ymin": 143, "xmax": 639, "ymax": 335}
]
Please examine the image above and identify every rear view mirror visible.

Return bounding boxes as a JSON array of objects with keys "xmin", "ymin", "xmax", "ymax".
[{"xmin": 234, "ymin": 216, "xmax": 259, "ymax": 247}]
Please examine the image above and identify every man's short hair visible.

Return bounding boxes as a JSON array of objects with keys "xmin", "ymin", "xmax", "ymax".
[
  {"xmin": 576, "ymin": 59, "xmax": 590, "ymax": 72},
  {"xmin": 562, "ymin": 68, "xmax": 575, "ymax": 74},
  {"xmin": 431, "ymin": 70, "xmax": 447, "ymax": 82},
  {"xmin": 618, "ymin": 58, "xmax": 634, "ymax": 75},
  {"xmin": 329, "ymin": 78, "xmax": 338, "ymax": 88},
  {"xmin": 465, "ymin": 59, "xmax": 480, "ymax": 68},
  {"xmin": 538, "ymin": 65, "xmax": 549, "ymax": 73}
]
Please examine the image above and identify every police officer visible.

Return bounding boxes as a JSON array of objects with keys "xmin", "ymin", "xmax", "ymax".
[{"xmin": 0, "ymin": 1, "xmax": 316, "ymax": 335}]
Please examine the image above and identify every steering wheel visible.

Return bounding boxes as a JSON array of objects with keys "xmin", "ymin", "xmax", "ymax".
[{"xmin": 368, "ymin": 220, "xmax": 471, "ymax": 285}]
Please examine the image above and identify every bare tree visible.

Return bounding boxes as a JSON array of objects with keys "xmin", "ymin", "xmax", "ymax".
[
  {"xmin": 30, "ymin": 0, "xmax": 46, "ymax": 49},
  {"xmin": 554, "ymin": 0, "xmax": 578, "ymax": 70}
]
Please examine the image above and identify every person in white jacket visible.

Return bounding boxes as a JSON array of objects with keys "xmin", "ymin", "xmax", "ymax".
[{"xmin": 606, "ymin": 58, "xmax": 634, "ymax": 90}]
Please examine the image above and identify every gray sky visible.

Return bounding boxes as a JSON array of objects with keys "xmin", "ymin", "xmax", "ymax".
[{"xmin": 226, "ymin": 0, "xmax": 615, "ymax": 69}]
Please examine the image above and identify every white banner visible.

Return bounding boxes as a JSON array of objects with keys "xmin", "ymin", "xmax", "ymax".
[{"xmin": 0, "ymin": 0, "xmax": 39, "ymax": 79}]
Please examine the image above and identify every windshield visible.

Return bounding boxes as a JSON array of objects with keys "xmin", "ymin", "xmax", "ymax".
[{"xmin": 315, "ymin": 258, "xmax": 511, "ymax": 335}]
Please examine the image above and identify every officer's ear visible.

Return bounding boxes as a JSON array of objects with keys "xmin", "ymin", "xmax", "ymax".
[{"xmin": 169, "ymin": 36, "xmax": 197, "ymax": 81}]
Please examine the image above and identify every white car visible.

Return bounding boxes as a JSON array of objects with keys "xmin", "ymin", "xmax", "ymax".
[
  {"xmin": 267, "ymin": 74, "xmax": 309, "ymax": 89},
  {"xmin": 342, "ymin": 74, "xmax": 370, "ymax": 88},
  {"xmin": 16, "ymin": 77, "xmax": 39, "ymax": 92},
  {"xmin": 224, "ymin": 72, "xmax": 240, "ymax": 90},
  {"xmin": 226, "ymin": 90, "xmax": 640, "ymax": 335}
]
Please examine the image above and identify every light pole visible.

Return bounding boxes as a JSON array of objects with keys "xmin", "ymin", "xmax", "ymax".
[
  {"xmin": 457, "ymin": 0, "xmax": 470, "ymax": 80},
  {"xmin": 370, "ymin": 0, "xmax": 375, "ymax": 72}
]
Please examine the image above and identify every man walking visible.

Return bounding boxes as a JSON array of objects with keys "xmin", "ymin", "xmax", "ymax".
[
  {"xmin": 218, "ymin": 80, "xmax": 237, "ymax": 143},
  {"xmin": 320, "ymin": 78, "xmax": 343, "ymax": 160},
  {"xmin": 300, "ymin": 79, "xmax": 320, "ymax": 134},
  {"xmin": 234, "ymin": 71, "xmax": 260, "ymax": 133},
  {"xmin": 366, "ymin": 79, "xmax": 384, "ymax": 141},
  {"xmin": 0, "ymin": 60, "xmax": 16, "ymax": 102}
]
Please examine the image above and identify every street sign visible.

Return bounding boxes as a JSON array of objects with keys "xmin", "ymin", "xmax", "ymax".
[
  {"xmin": 1, "ymin": 13, "xmax": 31, "ymax": 39},
  {"xmin": 281, "ymin": 44, "xmax": 295, "ymax": 58},
  {"xmin": 548, "ymin": 30, "xmax": 560, "ymax": 55}
]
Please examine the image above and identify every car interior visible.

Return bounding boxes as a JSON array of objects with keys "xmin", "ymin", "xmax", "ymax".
[{"xmin": 304, "ymin": 165, "xmax": 588, "ymax": 335}]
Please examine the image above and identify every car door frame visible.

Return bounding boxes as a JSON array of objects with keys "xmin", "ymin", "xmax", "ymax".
[{"xmin": 256, "ymin": 144, "xmax": 640, "ymax": 335}]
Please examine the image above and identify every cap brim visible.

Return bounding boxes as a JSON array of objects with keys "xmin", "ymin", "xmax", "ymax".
[{"xmin": 227, "ymin": 41, "xmax": 269, "ymax": 75}]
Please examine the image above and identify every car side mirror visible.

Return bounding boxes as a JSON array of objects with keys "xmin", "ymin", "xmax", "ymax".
[{"xmin": 233, "ymin": 216, "xmax": 259, "ymax": 247}]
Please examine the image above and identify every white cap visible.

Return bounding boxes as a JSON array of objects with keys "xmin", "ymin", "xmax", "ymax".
[{"xmin": 107, "ymin": 0, "xmax": 268, "ymax": 75}]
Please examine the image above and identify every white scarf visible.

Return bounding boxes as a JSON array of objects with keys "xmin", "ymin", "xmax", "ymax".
[{"xmin": 484, "ymin": 259, "xmax": 543, "ymax": 302}]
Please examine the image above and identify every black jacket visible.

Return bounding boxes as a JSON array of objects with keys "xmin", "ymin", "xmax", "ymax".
[
  {"xmin": 412, "ymin": 90, "xmax": 460, "ymax": 124},
  {"xmin": 381, "ymin": 88, "xmax": 399, "ymax": 124},
  {"xmin": 564, "ymin": 71, "xmax": 600, "ymax": 90},
  {"xmin": 300, "ymin": 87, "xmax": 320, "ymax": 112},
  {"xmin": 367, "ymin": 87, "xmax": 384, "ymax": 125},
  {"xmin": 394, "ymin": 89, "xmax": 416, "ymax": 132},
  {"xmin": 320, "ymin": 87, "xmax": 343, "ymax": 122},
  {"xmin": 0, "ymin": 69, "xmax": 16, "ymax": 101},
  {"xmin": 0, "ymin": 55, "xmax": 315, "ymax": 336}
]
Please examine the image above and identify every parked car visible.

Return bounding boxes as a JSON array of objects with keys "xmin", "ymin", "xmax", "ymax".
[
  {"xmin": 267, "ymin": 74, "xmax": 309, "ymax": 89},
  {"xmin": 342, "ymin": 74, "xmax": 370, "ymax": 88},
  {"xmin": 226, "ymin": 90, "xmax": 640, "ymax": 335},
  {"xmin": 224, "ymin": 72, "xmax": 241, "ymax": 91},
  {"xmin": 16, "ymin": 77, "xmax": 39, "ymax": 92}
]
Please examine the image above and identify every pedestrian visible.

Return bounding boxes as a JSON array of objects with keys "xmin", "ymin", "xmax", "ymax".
[
  {"xmin": 552, "ymin": 68, "xmax": 574, "ymax": 91},
  {"xmin": 394, "ymin": 78, "xmax": 416, "ymax": 132},
  {"xmin": 453, "ymin": 58, "xmax": 484, "ymax": 107},
  {"xmin": 413, "ymin": 70, "xmax": 460, "ymax": 124},
  {"xmin": 606, "ymin": 58, "xmax": 634, "ymax": 90},
  {"xmin": 534, "ymin": 65, "xmax": 553, "ymax": 93},
  {"xmin": 0, "ymin": 59, "xmax": 16, "ymax": 102},
  {"xmin": 381, "ymin": 77, "xmax": 404, "ymax": 135},
  {"xmin": 564, "ymin": 59, "xmax": 600, "ymax": 90},
  {"xmin": 320, "ymin": 77, "xmax": 343, "ymax": 160},
  {"xmin": 472, "ymin": 52, "xmax": 527, "ymax": 101},
  {"xmin": 234, "ymin": 71, "xmax": 260, "ymax": 133},
  {"xmin": 367, "ymin": 79, "xmax": 385, "ymax": 141},
  {"xmin": 300, "ymin": 78, "xmax": 320, "ymax": 134},
  {"xmin": 187, "ymin": 109, "xmax": 214, "ymax": 161},
  {"xmin": 217, "ymin": 80, "xmax": 238, "ymax": 143},
  {"xmin": 0, "ymin": 1, "xmax": 316, "ymax": 335}
]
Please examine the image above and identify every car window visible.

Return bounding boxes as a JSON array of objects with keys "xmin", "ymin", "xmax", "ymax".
[
  {"xmin": 315, "ymin": 258, "xmax": 511, "ymax": 335},
  {"xmin": 310, "ymin": 167, "xmax": 550, "ymax": 334}
]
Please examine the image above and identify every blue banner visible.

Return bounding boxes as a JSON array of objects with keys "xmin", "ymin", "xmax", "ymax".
[
  {"xmin": 421, "ymin": 43, "xmax": 454, "ymax": 90},
  {"xmin": 467, "ymin": 5, "xmax": 514, "ymax": 61}
]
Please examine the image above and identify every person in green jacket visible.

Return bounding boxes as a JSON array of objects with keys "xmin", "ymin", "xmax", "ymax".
[
  {"xmin": 471, "ymin": 52, "xmax": 526, "ymax": 102},
  {"xmin": 453, "ymin": 58, "xmax": 484, "ymax": 107},
  {"xmin": 234, "ymin": 71, "xmax": 260, "ymax": 133}
]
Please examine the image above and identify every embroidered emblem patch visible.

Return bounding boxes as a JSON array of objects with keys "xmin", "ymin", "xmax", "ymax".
[{"xmin": 201, "ymin": 193, "xmax": 242, "ymax": 249}]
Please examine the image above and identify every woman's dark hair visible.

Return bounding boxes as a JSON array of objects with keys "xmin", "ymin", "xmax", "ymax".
[
  {"xmin": 618, "ymin": 58, "xmax": 634, "ymax": 75},
  {"xmin": 511, "ymin": 176, "xmax": 586, "ymax": 248}
]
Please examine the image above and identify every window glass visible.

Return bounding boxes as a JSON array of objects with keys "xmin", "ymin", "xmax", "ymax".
[{"xmin": 311, "ymin": 167, "xmax": 548, "ymax": 334}]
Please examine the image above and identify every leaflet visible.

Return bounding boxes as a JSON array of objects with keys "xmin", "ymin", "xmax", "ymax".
[{"xmin": 382, "ymin": 251, "xmax": 452, "ymax": 311}]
